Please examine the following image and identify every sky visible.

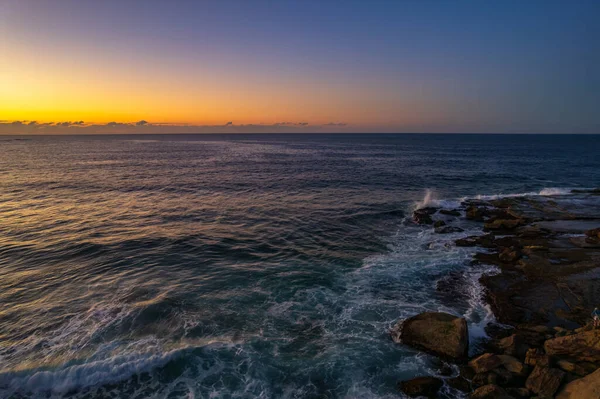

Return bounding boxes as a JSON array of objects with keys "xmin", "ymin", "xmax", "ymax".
[{"xmin": 1, "ymin": 0, "xmax": 599, "ymax": 134}]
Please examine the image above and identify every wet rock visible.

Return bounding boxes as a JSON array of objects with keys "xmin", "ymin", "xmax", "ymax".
[
  {"xmin": 440, "ymin": 209, "xmax": 462, "ymax": 216},
  {"xmin": 456, "ymin": 236, "xmax": 480, "ymax": 247},
  {"xmin": 460, "ymin": 364, "xmax": 476, "ymax": 380},
  {"xmin": 473, "ymin": 252, "xmax": 503, "ymax": 267},
  {"xmin": 498, "ymin": 355, "xmax": 528, "ymax": 376},
  {"xmin": 556, "ymin": 367, "xmax": 600, "ymax": 399},
  {"xmin": 571, "ymin": 188, "xmax": 600, "ymax": 194},
  {"xmin": 524, "ymin": 348, "xmax": 550, "ymax": 368},
  {"xmin": 498, "ymin": 334, "xmax": 530, "ymax": 359},
  {"xmin": 525, "ymin": 366, "xmax": 565, "ymax": 398},
  {"xmin": 447, "ymin": 375, "xmax": 472, "ymax": 392},
  {"xmin": 473, "ymin": 372, "xmax": 498, "ymax": 387},
  {"xmin": 398, "ymin": 376, "xmax": 443, "ymax": 398},
  {"xmin": 499, "ymin": 248, "xmax": 521, "ymax": 263},
  {"xmin": 585, "ymin": 227, "xmax": 600, "ymax": 239},
  {"xmin": 413, "ymin": 207, "xmax": 437, "ymax": 225},
  {"xmin": 469, "ymin": 384, "xmax": 513, "ymax": 399},
  {"xmin": 484, "ymin": 219, "xmax": 525, "ymax": 231},
  {"xmin": 433, "ymin": 220, "xmax": 446, "ymax": 228},
  {"xmin": 544, "ymin": 329, "xmax": 600, "ymax": 363},
  {"xmin": 397, "ymin": 312, "xmax": 469, "ymax": 360},
  {"xmin": 506, "ymin": 387, "xmax": 530, "ymax": 398},
  {"xmin": 435, "ymin": 225, "xmax": 464, "ymax": 234},
  {"xmin": 457, "ymin": 234, "xmax": 495, "ymax": 247},
  {"xmin": 466, "ymin": 205, "xmax": 489, "ymax": 221},
  {"xmin": 436, "ymin": 271, "xmax": 471, "ymax": 305},
  {"xmin": 494, "ymin": 236, "xmax": 522, "ymax": 248},
  {"xmin": 469, "ymin": 353, "xmax": 503, "ymax": 374}
]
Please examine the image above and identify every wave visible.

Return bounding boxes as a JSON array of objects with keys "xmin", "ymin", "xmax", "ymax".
[
  {"xmin": 415, "ymin": 187, "xmax": 586, "ymax": 210},
  {"xmin": 0, "ymin": 345, "xmax": 189, "ymax": 396}
]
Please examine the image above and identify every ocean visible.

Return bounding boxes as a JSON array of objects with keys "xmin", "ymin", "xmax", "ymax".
[{"xmin": 1, "ymin": 133, "xmax": 599, "ymax": 398}]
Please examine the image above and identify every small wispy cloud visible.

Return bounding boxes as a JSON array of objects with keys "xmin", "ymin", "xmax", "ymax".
[{"xmin": 0, "ymin": 120, "xmax": 350, "ymax": 135}]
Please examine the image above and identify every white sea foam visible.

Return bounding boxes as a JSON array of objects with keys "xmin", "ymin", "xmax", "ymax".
[
  {"xmin": 0, "ymin": 345, "xmax": 188, "ymax": 396},
  {"xmin": 414, "ymin": 187, "xmax": 583, "ymax": 210}
]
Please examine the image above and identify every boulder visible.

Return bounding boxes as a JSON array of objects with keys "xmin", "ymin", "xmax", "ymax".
[
  {"xmin": 413, "ymin": 207, "xmax": 437, "ymax": 225},
  {"xmin": 556, "ymin": 367, "xmax": 600, "ymax": 399},
  {"xmin": 544, "ymin": 329, "xmax": 600, "ymax": 363},
  {"xmin": 556, "ymin": 359, "xmax": 587, "ymax": 376},
  {"xmin": 498, "ymin": 355, "xmax": 528, "ymax": 376},
  {"xmin": 498, "ymin": 334, "xmax": 530, "ymax": 359},
  {"xmin": 524, "ymin": 348, "xmax": 550, "ymax": 368},
  {"xmin": 397, "ymin": 312, "xmax": 469, "ymax": 360},
  {"xmin": 469, "ymin": 353, "xmax": 503, "ymax": 374},
  {"xmin": 398, "ymin": 376, "xmax": 443, "ymax": 398},
  {"xmin": 433, "ymin": 220, "xmax": 446, "ymax": 228},
  {"xmin": 469, "ymin": 384, "xmax": 513, "ymax": 399},
  {"xmin": 525, "ymin": 366, "xmax": 565, "ymax": 398}
]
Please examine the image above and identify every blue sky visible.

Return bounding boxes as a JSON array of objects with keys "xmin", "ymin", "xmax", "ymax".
[{"xmin": 1, "ymin": 0, "xmax": 599, "ymax": 133}]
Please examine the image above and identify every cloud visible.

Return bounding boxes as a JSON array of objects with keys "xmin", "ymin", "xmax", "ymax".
[
  {"xmin": 0, "ymin": 119, "xmax": 351, "ymax": 135},
  {"xmin": 323, "ymin": 122, "xmax": 347, "ymax": 126}
]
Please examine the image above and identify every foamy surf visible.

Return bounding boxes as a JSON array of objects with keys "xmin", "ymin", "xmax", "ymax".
[
  {"xmin": 0, "ymin": 346, "xmax": 188, "ymax": 396},
  {"xmin": 414, "ymin": 187, "xmax": 584, "ymax": 210}
]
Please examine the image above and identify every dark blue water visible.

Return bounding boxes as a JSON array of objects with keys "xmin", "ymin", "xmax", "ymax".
[{"xmin": 0, "ymin": 134, "xmax": 599, "ymax": 398}]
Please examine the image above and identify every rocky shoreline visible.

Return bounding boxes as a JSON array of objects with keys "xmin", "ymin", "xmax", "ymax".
[{"xmin": 395, "ymin": 189, "xmax": 600, "ymax": 398}]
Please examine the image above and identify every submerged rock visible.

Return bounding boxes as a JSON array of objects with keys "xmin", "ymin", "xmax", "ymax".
[
  {"xmin": 440, "ymin": 209, "xmax": 462, "ymax": 216},
  {"xmin": 556, "ymin": 367, "xmax": 600, "ymax": 398},
  {"xmin": 398, "ymin": 376, "xmax": 443, "ymax": 398},
  {"xmin": 456, "ymin": 233, "xmax": 496, "ymax": 248},
  {"xmin": 435, "ymin": 225, "xmax": 464, "ymax": 234},
  {"xmin": 396, "ymin": 311, "xmax": 469, "ymax": 360},
  {"xmin": 433, "ymin": 220, "xmax": 446, "ymax": 228}
]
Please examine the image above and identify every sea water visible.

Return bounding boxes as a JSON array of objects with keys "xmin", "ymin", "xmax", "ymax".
[{"xmin": 0, "ymin": 133, "xmax": 599, "ymax": 398}]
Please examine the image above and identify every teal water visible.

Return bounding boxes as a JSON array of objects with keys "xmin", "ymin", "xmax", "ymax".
[{"xmin": 0, "ymin": 134, "xmax": 599, "ymax": 398}]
